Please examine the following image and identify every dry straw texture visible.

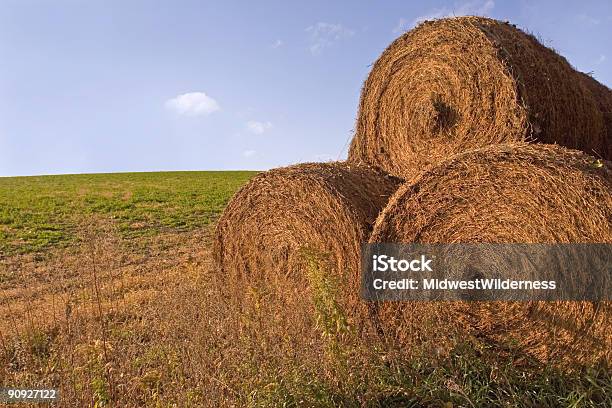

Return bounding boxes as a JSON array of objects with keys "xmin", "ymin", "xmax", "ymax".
[
  {"xmin": 370, "ymin": 143, "xmax": 612, "ymax": 367},
  {"xmin": 579, "ymin": 71, "xmax": 612, "ymax": 160},
  {"xmin": 349, "ymin": 16, "xmax": 612, "ymax": 179},
  {"xmin": 213, "ymin": 162, "xmax": 400, "ymax": 333}
]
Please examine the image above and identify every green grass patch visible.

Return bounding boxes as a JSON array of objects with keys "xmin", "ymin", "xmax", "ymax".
[
  {"xmin": 248, "ymin": 334, "xmax": 612, "ymax": 407},
  {"xmin": 0, "ymin": 171, "xmax": 256, "ymax": 255}
]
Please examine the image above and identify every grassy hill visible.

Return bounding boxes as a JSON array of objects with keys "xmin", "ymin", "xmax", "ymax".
[{"xmin": 0, "ymin": 171, "xmax": 256, "ymax": 255}]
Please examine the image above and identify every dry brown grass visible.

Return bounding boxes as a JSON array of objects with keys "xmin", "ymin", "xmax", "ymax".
[
  {"xmin": 348, "ymin": 16, "xmax": 612, "ymax": 179},
  {"xmin": 0, "ymin": 219, "xmax": 392, "ymax": 407},
  {"xmin": 0, "ymin": 219, "xmax": 235, "ymax": 406},
  {"xmin": 1, "ymin": 217, "xmax": 611, "ymax": 406}
]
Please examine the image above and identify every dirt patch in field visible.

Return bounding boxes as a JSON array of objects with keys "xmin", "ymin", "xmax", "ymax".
[{"xmin": 0, "ymin": 220, "xmax": 210, "ymax": 331}]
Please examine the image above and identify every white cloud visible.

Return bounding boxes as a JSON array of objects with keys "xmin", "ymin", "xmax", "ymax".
[
  {"xmin": 306, "ymin": 22, "xmax": 355, "ymax": 55},
  {"xmin": 165, "ymin": 92, "xmax": 220, "ymax": 116},
  {"xmin": 409, "ymin": 0, "xmax": 495, "ymax": 29},
  {"xmin": 597, "ymin": 54, "xmax": 607, "ymax": 64},
  {"xmin": 246, "ymin": 120, "xmax": 273, "ymax": 135},
  {"xmin": 242, "ymin": 150, "xmax": 257, "ymax": 158},
  {"xmin": 271, "ymin": 39, "xmax": 284, "ymax": 48},
  {"xmin": 459, "ymin": 0, "xmax": 495, "ymax": 15},
  {"xmin": 577, "ymin": 13, "xmax": 600, "ymax": 25},
  {"xmin": 393, "ymin": 17, "xmax": 409, "ymax": 34}
]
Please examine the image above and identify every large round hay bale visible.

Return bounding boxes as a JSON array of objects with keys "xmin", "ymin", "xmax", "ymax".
[
  {"xmin": 349, "ymin": 16, "xmax": 612, "ymax": 179},
  {"xmin": 213, "ymin": 162, "xmax": 400, "ymax": 335},
  {"xmin": 579, "ymin": 72, "xmax": 612, "ymax": 160},
  {"xmin": 369, "ymin": 143, "xmax": 612, "ymax": 367}
]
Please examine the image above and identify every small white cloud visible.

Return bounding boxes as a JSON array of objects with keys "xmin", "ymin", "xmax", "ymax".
[
  {"xmin": 242, "ymin": 150, "xmax": 257, "ymax": 158},
  {"xmin": 597, "ymin": 54, "xmax": 607, "ymax": 64},
  {"xmin": 165, "ymin": 92, "xmax": 220, "ymax": 116},
  {"xmin": 577, "ymin": 13, "xmax": 600, "ymax": 25},
  {"xmin": 411, "ymin": 0, "xmax": 495, "ymax": 28},
  {"xmin": 306, "ymin": 22, "xmax": 354, "ymax": 55},
  {"xmin": 246, "ymin": 120, "xmax": 273, "ymax": 135},
  {"xmin": 393, "ymin": 17, "xmax": 409, "ymax": 34},
  {"xmin": 271, "ymin": 39, "xmax": 284, "ymax": 48},
  {"xmin": 467, "ymin": 0, "xmax": 495, "ymax": 14}
]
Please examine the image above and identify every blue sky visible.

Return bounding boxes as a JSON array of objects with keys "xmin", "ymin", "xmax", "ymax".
[{"xmin": 1, "ymin": 0, "xmax": 610, "ymax": 176}]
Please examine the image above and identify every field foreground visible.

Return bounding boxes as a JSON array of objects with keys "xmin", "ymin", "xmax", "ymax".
[{"xmin": 0, "ymin": 171, "xmax": 610, "ymax": 407}]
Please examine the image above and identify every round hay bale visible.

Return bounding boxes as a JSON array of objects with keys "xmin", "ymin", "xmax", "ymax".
[
  {"xmin": 369, "ymin": 143, "xmax": 612, "ymax": 367},
  {"xmin": 579, "ymin": 72, "xmax": 612, "ymax": 160},
  {"xmin": 213, "ymin": 162, "xmax": 401, "ymax": 336},
  {"xmin": 349, "ymin": 16, "xmax": 612, "ymax": 179}
]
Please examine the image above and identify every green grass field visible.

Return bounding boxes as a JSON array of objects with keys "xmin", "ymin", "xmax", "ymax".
[{"xmin": 0, "ymin": 171, "xmax": 256, "ymax": 255}]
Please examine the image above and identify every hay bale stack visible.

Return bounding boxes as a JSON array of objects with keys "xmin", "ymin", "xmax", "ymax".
[
  {"xmin": 349, "ymin": 16, "xmax": 612, "ymax": 179},
  {"xmin": 214, "ymin": 162, "xmax": 400, "ymax": 332},
  {"xmin": 370, "ymin": 143, "xmax": 612, "ymax": 366}
]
